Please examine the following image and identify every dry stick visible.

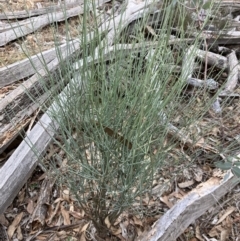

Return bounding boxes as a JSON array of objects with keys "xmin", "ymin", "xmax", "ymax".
[
  {"xmin": 224, "ymin": 50, "xmax": 239, "ymax": 92},
  {"xmin": 194, "ymin": 48, "xmax": 240, "ymax": 112},
  {"xmin": 195, "ymin": 48, "xmax": 228, "ymax": 70},
  {"xmin": 221, "ymin": 51, "xmax": 238, "ymax": 108},
  {"xmin": 215, "ymin": 50, "xmax": 239, "ymax": 114},
  {"xmin": 186, "ymin": 78, "xmax": 218, "ymax": 90}
]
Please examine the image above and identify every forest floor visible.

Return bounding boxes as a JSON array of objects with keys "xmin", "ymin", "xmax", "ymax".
[{"xmin": 0, "ymin": 0, "xmax": 240, "ymax": 240}]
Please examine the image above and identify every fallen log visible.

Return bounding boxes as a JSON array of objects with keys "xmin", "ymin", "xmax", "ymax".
[
  {"xmin": 0, "ymin": 0, "xmax": 84, "ymax": 20},
  {"xmin": 0, "ymin": 39, "xmax": 82, "ymax": 154},
  {"xmin": 0, "ymin": 111, "xmax": 57, "ymax": 214},
  {"xmin": 194, "ymin": 48, "xmax": 240, "ymax": 81},
  {"xmin": 0, "ymin": 39, "xmax": 80, "ymax": 87},
  {"xmin": 140, "ymin": 172, "xmax": 240, "ymax": 241},
  {"xmin": 0, "ymin": 5, "xmax": 84, "ymax": 46}
]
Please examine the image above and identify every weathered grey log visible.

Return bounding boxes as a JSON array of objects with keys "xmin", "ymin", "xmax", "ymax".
[
  {"xmin": 0, "ymin": 111, "xmax": 57, "ymax": 214},
  {"xmin": 218, "ymin": 92, "xmax": 240, "ymax": 98},
  {"xmin": 215, "ymin": 0, "xmax": 240, "ymax": 8},
  {"xmin": 187, "ymin": 78, "xmax": 218, "ymax": 90},
  {"xmin": 208, "ymin": 37, "xmax": 240, "ymax": 45},
  {"xmin": 0, "ymin": 39, "xmax": 82, "ymax": 154},
  {"xmin": 0, "ymin": 5, "xmax": 84, "ymax": 46},
  {"xmin": 0, "ymin": 85, "xmax": 58, "ymax": 155},
  {"xmin": 194, "ymin": 48, "xmax": 240, "ymax": 80},
  {"xmin": 195, "ymin": 48, "xmax": 228, "ymax": 70},
  {"xmin": 140, "ymin": 173, "xmax": 240, "ymax": 241},
  {"xmin": 0, "ymin": 39, "xmax": 80, "ymax": 87},
  {"xmin": 0, "ymin": 0, "xmax": 84, "ymax": 20},
  {"xmin": 0, "ymin": 0, "xmax": 109, "ymax": 41}
]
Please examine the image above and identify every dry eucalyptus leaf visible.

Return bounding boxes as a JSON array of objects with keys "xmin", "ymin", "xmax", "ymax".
[
  {"xmin": 26, "ymin": 199, "xmax": 34, "ymax": 214},
  {"xmin": 195, "ymin": 225, "xmax": 204, "ymax": 241},
  {"xmin": 216, "ymin": 206, "xmax": 235, "ymax": 225},
  {"xmin": 7, "ymin": 212, "xmax": 24, "ymax": 239},
  {"xmin": 133, "ymin": 216, "xmax": 143, "ymax": 227},
  {"xmin": 80, "ymin": 222, "xmax": 89, "ymax": 233},
  {"xmin": 159, "ymin": 196, "xmax": 173, "ymax": 208},
  {"xmin": 120, "ymin": 221, "xmax": 137, "ymax": 241},
  {"xmin": 178, "ymin": 180, "xmax": 195, "ymax": 188},
  {"xmin": 0, "ymin": 214, "xmax": 9, "ymax": 226},
  {"xmin": 17, "ymin": 225, "xmax": 23, "ymax": 240},
  {"xmin": 220, "ymin": 229, "xmax": 230, "ymax": 241},
  {"xmin": 62, "ymin": 189, "xmax": 70, "ymax": 202},
  {"xmin": 61, "ymin": 204, "xmax": 71, "ymax": 225}
]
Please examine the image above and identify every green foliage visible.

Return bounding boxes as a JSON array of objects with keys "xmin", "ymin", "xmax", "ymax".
[
  {"xmin": 46, "ymin": 1, "xmax": 203, "ymax": 236},
  {"xmin": 215, "ymin": 161, "xmax": 233, "ymax": 170},
  {"xmin": 43, "ymin": 0, "xmax": 232, "ymax": 237},
  {"xmin": 215, "ymin": 156, "xmax": 240, "ymax": 178},
  {"xmin": 232, "ymin": 167, "xmax": 240, "ymax": 178},
  {"xmin": 52, "ymin": 41, "xmax": 179, "ymax": 232},
  {"xmin": 202, "ymin": 1, "xmax": 211, "ymax": 10}
]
